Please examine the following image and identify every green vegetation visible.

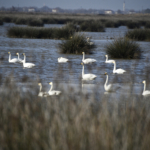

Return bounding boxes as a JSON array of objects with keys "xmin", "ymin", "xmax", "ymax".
[
  {"xmin": 126, "ymin": 21, "xmax": 140, "ymax": 29},
  {"xmin": 58, "ymin": 34, "xmax": 96, "ymax": 54},
  {"xmin": 27, "ymin": 18, "xmax": 44, "ymax": 27},
  {"xmin": 1, "ymin": 12, "xmax": 150, "ymax": 29},
  {"xmin": 105, "ymin": 38, "xmax": 141, "ymax": 59},
  {"xmin": 80, "ymin": 20, "xmax": 105, "ymax": 32},
  {"xmin": 7, "ymin": 24, "xmax": 75, "ymax": 39},
  {"xmin": 126, "ymin": 29, "xmax": 150, "ymax": 41}
]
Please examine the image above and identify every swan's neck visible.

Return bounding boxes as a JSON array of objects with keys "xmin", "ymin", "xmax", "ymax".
[
  {"xmin": 39, "ymin": 85, "xmax": 42, "ymax": 92},
  {"xmin": 49, "ymin": 83, "xmax": 53, "ymax": 92},
  {"xmin": 106, "ymin": 56, "xmax": 108, "ymax": 62},
  {"xmin": 82, "ymin": 53, "xmax": 85, "ymax": 61},
  {"xmin": 143, "ymin": 83, "xmax": 146, "ymax": 93},
  {"xmin": 9, "ymin": 53, "xmax": 11, "ymax": 61},
  {"xmin": 104, "ymin": 75, "xmax": 108, "ymax": 88},
  {"xmin": 82, "ymin": 65, "xmax": 84, "ymax": 77},
  {"xmin": 17, "ymin": 54, "xmax": 19, "ymax": 59},
  {"xmin": 23, "ymin": 55, "xmax": 26, "ymax": 64},
  {"xmin": 113, "ymin": 62, "xmax": 116, "ymax": 72}
]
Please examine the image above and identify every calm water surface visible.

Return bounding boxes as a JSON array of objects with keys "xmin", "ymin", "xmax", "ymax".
[{"xmin": 0, "ymin": 23, "xmax": 150, "ymax": 97}]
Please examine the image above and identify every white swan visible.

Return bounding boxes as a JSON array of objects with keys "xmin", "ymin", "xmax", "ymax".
[
  {"xmin": 82, "ymin": 52, "xmax": 97, "ymax": 64},
  {"xmin": 38, "ymin": 83, "xmax": 48, "ymax": 97},
  {"xmin": 48, "ymin": 82, "xmax": 61, "ymax": 95},
  {"xmin": 8, "ymin": 52, "xmax": 19, "ymax": 63},
  {"xmin": 104, "ymin": 72, "xmax": 120, "ymax": 92},
  {"xmin": 112, "ymin": 60, "xmax": 126, "ymax": 74},
  {"xmin": 142, "ymin": 80, "xmax": 150, "ymax": 96},
  {"xmin": 58, "ymin": 57, "xmax": 69, "ymax": 63},
  {"xmin": 23, "ymin": 53, "xmax": 35, "ymax": 68},
  {"xmin": 105, "ymin": 55, "xmax": 114, "ymax": 63},
  {"xmin": 16, "ymin": 53, "xmax": 23, "ymax": 63},
  {"xmin": 81, "ymin": 63, "xmax": 97, "ymax": 80}
]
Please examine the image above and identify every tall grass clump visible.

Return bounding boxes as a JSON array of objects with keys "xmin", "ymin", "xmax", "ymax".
[
  {"xmin": 58, "ymin": 34, "xmax": 96, "ymax": 54},
  {"xmin": 126, "ymin": 29, "xmax": 150, "ymax": 41},
  {"xmin": 7, "ymin": 25, "xmax": 75, "ymax": 39},
  {"xmin": 1, "ymin": 73, "xmax": 150, "ymax": 150},
  {"xmin": 126, "ymin": 21, "xmax": 140, "ymax": 29},
  {"xmin": 80, "ymin": 20, "xmax": 105, "ymax": 32},
  {"xmin": 15, "ymin": 18, "xmax": 28, "ymax": 25},
  {"xmin": 105, "ymin": 38, "xmax": 141, "ymax": 59},
  {"xmin": 27, "ymin": 19, "xmax": 44, "ymax": 27}
]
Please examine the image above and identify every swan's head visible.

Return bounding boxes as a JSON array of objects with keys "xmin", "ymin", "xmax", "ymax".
[
  {"xmin": 112, "ymin": 60, "xmax": 115, "ymax": 63},
  {"xmin": 82, "ymin": 52, "xmax": 84, "ymax": 54},
  {"xmin": 81, "ymin": 62, "xmax": 84, "ymax": 65},
  {"xmin": 49, "ymin": 82, "xmax": 53, "ymax": 85},
  {"xmin": 16, "ymin": 53, "xmax": 19, "ymax": 55},
  {"xmin": 23, "ymin": 53, "xmax": 25, "ymax": 56},
  {"xmin": 104, "ymin": 72, "xmax": 108, "ymax": 75},
  {"xmin": 143, "ymin": 80, "xmax": 146, "ymax": 84},
  {"xmin": 38, "ymin": 83, "xmax": 42, "ymax": 86},
  {"xmin": 105, "ymin": 55, "xmax": 108, "ymax": 57},
  {"xmin": 8, "ymin": 52, "xmax": 10, "ymax": 54}
]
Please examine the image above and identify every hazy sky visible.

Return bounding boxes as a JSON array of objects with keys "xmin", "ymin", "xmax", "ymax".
[{"xmin": 0, "ymin": 0, "xmax": 150, "ymax": 11}]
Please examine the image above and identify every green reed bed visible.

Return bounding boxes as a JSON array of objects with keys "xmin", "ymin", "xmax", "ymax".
[
  {"xmin": 126, "ymin": 29, "xmax": 150, "ymax": 41},
  {"xmin": 0, "ymin": 74, "xmax": 150, "ymax": 150},
  {"xmin": 27, "ymin": 18, "xmax": 44, "ymax": 27},
  {"xmin": 126, "ymin": 21, "xmax": 140, "ymax": 29},
  {"xmin": 79, "ymin": 20, "xmax": 105, "ymax": 32},
  {"xmin": 105, "ymin": 38, "xmax": 142, "ymax": 59},
  {"xmin": 7, "ymin": 25, "xmax": 75, "ymax": 39},
  {"xmin": 58, "ymin": 34, "xmax": 96, "ymax": 54}
]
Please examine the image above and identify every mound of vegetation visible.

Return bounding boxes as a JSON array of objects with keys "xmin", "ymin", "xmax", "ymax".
[
  {"xmin": 27, "ymin": 19, "xmax": 44, "ymax": 27},
  {"xmin": 126, "ymin": 29, "xmax": 150, "ymax": 41},
  {"xmin": 79, "ymin": 20, "xmax": 105, "ymax": 32},
  {"xmin": 126, "ymin": 21, "xmax": 140, "ymax": 29},
  {"xmin": 105, "ymin": 38, "xmax": 142, "ymax": 59},
  {"xmin": 7, "ymin": 24, "xmax": 75, "ymax": 39},
  {"xmin": 58, "ymin": 34, "xmax": 96, "ymax": 54}
]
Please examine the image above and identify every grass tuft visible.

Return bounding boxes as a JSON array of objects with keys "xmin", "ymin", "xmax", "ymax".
[
  {"xmin": 126, "ymin": 29, "xmax": 150, "ymax": 41},
  {"xmin": 105, "ymin": 38, "xmax": 142, "ymax": 59},
  {"xmin": 80, "ymin": 20, "xmax": 105, "ymax": 32},
  {"xmin": 27, "ymin": 18, "xmax": 44, "ymax": 27},
  {"xmin": 58, "ymin": 34, "xmax": 96, "ymax": 54}
]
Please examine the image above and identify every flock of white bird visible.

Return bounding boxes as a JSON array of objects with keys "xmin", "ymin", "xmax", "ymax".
[{"xmin": 8, "ymin": 51, "xmax": 150, "ymax": 97}]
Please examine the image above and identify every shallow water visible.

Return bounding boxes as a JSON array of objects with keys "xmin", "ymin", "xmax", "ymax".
[{"xmin": 0, "ymin": 23, "xmax": 150, "ymax": 97}]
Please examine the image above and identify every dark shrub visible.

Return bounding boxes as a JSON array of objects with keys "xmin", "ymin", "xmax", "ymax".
[
  {"xmin": 15, "ymin": 18, "xmax": 27, "ymax": 25},
  {"xmin": 2, "ymin": 16, "xmax": 12, "ymax": 23},
  {"xmin": 27, "ymin": 19, "xmax": 44, "ymax": 27},
  {"xmin": 125, "ymin": 29, "xmax": 150, "ymax": 41},
  {"xmin": 104, "ymin": 20, "xmax": 116, "ymax": 28},
  {"xmin": 126, "ymin": 21, "xmax": 140, "ymax": 29},
  {"xmin": 58, "ymin": 34, "xmax": 96, "ymax": 54},
  {"xmin": 105, "ymin": 38, "xmax": 142, "ymax": 59},
  {"xmin": 80, "ymin": 21, "xmax": 105, "ymax": 32}
]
